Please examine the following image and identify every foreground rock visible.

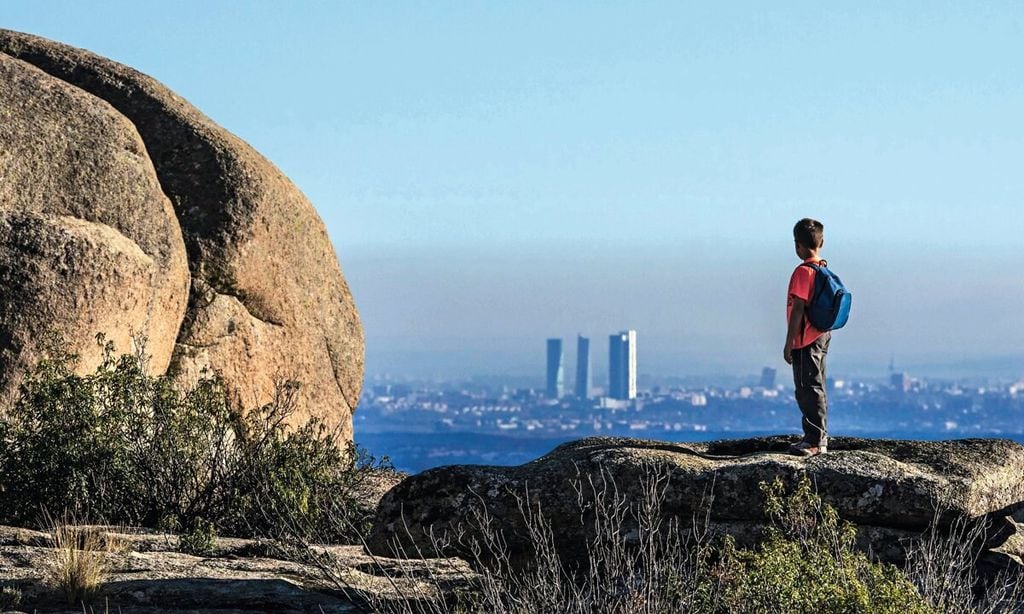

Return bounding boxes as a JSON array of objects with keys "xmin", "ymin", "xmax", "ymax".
[
  {"xmin": 0, "ymin": 525, "xmax": 473, "ymax": 613},
  {"xmin": 367, "ymin": 436, "xmax": 1024, "ymax": 569},
  {"xmin": 0, "ymin": 29, "xmax": 362, "ymax": 437},
  {"xmin": 0, "ymin": 52, "xmax": 189, "ymax": 398}
]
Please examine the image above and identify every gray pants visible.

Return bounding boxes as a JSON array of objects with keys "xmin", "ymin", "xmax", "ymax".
[{"xmin": 792, "ymin": 332, "xmax": 830, "ymax": 446}]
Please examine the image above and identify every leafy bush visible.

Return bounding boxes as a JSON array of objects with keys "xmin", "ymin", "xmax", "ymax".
[
  {"xmin": 0, "ymin": 336, "xmax": 393, "ymax": 544},
  {"xmin": 178, "ymin": 517, "xmax": 218, "ymax": 556},
  {"xmin": 716, "ymin": 476, "xmax": 930, "ymax": 613},
  {"xmin": 215, "ymin": 381, "xmax": 393, "ymax": 543}
]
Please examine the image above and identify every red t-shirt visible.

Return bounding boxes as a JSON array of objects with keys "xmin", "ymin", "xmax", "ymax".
[{"xmin": 787, "ymin": 258, "xmax": 825, "ymax": 349}]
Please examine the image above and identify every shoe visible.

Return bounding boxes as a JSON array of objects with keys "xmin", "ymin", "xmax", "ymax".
[{"xmin": 788, "ymin": 440, "xmax": 824, "ymax": 457}]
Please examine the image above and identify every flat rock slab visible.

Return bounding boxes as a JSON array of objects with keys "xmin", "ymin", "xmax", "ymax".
[
  {"xmin": 0, "ymin": 525, "xmax": 473, "ymax": 612},
  {"xmin": 366, "ymin": 435, "xmax": 1024, "ymax": 563}
]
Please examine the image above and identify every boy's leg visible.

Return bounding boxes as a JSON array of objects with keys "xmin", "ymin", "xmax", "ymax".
[{"xmin": 792, "ymin": 332, "xmax": 830, "ymax": 446}]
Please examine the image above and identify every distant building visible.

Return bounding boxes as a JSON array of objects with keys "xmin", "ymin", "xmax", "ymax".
[
  {"xmin": 599, "ymin": 397, "xmax": 631, "ymax": 410},
  {"xmin": 575, "ymin": 335, "xmax": 591, "ymax": 399},
  {"xmin": 891, "ymin": 372, "xmax": 911, "ymax": 393},
  {"xmin": 546, "ymin": 338, "xmax": 564, "ymax": 398},
  {"xmin": 1010, "ymin": 381, "xmax": 1024, "ymax": 397},
  {"xmin": 759, "ymin": 367, "xmax": 777, "ymax": 389},
  {"xmin": 608, "ymin": 330, "xmax": 637, "ymax": 400}
]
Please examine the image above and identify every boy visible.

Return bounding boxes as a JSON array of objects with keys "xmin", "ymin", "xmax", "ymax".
[{"xmin": 784, "ymin": 218, "xmax": 830, "ymax": 457}]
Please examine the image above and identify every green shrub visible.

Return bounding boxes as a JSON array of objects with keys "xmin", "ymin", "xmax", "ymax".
[
  {"xmin": 216, "ymin": 380, "xmax": 394, "ymax": 542},
  {"xmin": 0, "ymin": 335, "xmax": 393, "ymax": 544},
  {"xmin": 716, "ymin": 475, "xmax": 931, "ymax": 613},
  {"xmin": 178, "ymin": 517, "xmax": 218, "ymax": 556},
  {"xmin": 0, "ymin": 336, "xmax": 231, "ymax": 527}
]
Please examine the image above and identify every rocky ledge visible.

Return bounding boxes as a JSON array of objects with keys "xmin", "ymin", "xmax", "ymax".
[{"xmin": 366, "ymin": 436, "xmax": 1024, "ymax": 572}]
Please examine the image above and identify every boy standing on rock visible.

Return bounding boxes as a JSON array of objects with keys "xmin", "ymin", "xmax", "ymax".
[{"xmin": 784, "ymin": 218, "xmax": 830, "ymax": 457}]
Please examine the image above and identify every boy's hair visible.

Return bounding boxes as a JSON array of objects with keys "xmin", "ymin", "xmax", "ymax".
[{"xmin": 793, "ymin": 218, "xmax": 824, "ymax": 248}]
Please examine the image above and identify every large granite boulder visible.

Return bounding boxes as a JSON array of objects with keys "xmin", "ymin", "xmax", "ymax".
[
  {"xmin": 0, "ymin": 30, "xmax": 362, "ymax": 437},
  {"xmin": 0, "ymin": 53, "xmax": 189, "ymax": 396},
  {"xmin": 366, "ymin": 436, "xmax": 1024, "ymax": 567}
]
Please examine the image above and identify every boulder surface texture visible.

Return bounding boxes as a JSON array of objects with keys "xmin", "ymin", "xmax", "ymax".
[
  {"xmin": 367, "ymin": 436, "xmax": 1024, "ymax": 568},
  {"xmin": 0, "ymin": 29, "xmax": 362, "ymax": 437}
]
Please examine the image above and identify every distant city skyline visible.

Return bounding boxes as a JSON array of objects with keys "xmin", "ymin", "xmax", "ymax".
[
  {"xmin": 357, "ymin": 368, "xmax": 1024, "ymax": 472},
  {"xmin": 547, "ymin": 331, "xmax": 635, "ymax": 400},
  {"xmin": 8, "ymin": 4, "xmax": 1022, "ymax": 383}
]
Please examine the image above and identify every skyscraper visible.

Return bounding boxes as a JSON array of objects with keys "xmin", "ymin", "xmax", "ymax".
[
  {"xmin": 608, "ymin": 330, "xmax": 637, "ymax": 400},
  {"xmin": 575, "ymin": 335, "xmax": 591, "ymax": 399},
  {"xmin": 546, "ymin": 338, "xmax": 564, "ymax": 398},
  {"xmin": 760, "ymin": 367, "xmax": 777, "ymax": 389},
  {"xmin": 891, "ymin": 371, "xmax": 910, "ymax": 393}
]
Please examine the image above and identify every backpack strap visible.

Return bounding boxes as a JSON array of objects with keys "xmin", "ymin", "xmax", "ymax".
[{"xmin": 800, "ymin": 261, "xmax": 829, "ymax": 307}]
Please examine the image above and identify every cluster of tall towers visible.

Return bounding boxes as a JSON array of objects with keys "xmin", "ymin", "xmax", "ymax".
[{"xmin": 546, "ymin": 330, "xmax": 637, "ymax": 401}]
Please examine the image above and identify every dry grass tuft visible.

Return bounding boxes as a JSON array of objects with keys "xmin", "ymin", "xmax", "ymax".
[{"xmin": 43, "ymin": 516, "xmax": 124, "ymax": 605}]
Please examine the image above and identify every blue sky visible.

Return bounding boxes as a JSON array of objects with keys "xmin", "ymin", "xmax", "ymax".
[{"xmin": 4, "ymin": 2, "xmax": 1023, "ymax": 380}]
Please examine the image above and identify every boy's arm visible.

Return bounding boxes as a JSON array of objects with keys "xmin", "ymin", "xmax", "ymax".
[{"xmin": 783, "ymin": 297, "xmax": 806, "ymax": 364}]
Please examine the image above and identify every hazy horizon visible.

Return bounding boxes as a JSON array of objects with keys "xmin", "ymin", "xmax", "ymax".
[
  {"xmin": 5, "ymin": 2, "xmax": 1023, "ymax": 383},
  {"xmin": 349, "ymin": 242, "xmax": 1024, "ymax": 381}
]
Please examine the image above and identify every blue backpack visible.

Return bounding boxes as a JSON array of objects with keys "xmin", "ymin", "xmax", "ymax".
[{"xmin": 801, "ymin": 261, "xmax": 852, "ymax": 331}]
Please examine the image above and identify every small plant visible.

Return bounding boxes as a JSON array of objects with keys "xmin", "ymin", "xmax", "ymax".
[
  {"xmin": 43, "ymin": 517, "xmax": 122, "ymax": 605},
  {"xmin": 0, "ymin": 585, "xmax": 22, "ymax": 611},
  {"xmin": 178, "ymin": 518, "xmax": 218, "ymax": 556},
  {"xmin": 905, "ymin": 510, "xmax": 1024, "ymax": 614}
]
